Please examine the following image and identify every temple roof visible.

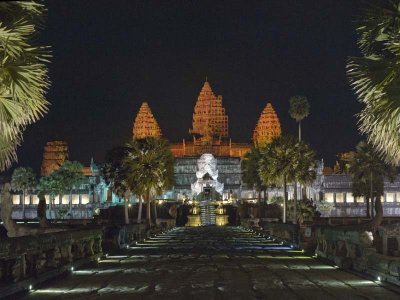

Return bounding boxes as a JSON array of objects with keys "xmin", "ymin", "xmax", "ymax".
[
  {"xmin": 40, "ymin": 141, "xmax": 69, "ymax": 176},
  {"xmin": 190, "ymin": 80, "xmax": 228, "ymax": 142},
  {"xmin": 132, "ymin": 102, "xmax": 162, "ymax": 139},
  {"xmin": 253, "ymin": 102, "xmax": 281, "ymax": 147},
  {"xmin": 200, "ymin": 80, "xmax": 213, "ymax": 95}
]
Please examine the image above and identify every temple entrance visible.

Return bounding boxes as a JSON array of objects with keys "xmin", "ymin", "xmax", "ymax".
[
  {"xmin": 199, "ymin": 186, "xmax": 217, "ymax": 225},
  {"xmin": 186, "ymin": 154, "xmax": 229, "ymax": 226}
]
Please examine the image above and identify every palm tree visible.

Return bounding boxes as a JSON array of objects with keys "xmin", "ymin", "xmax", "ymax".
[
  {"xmin": 0, "ymin": 1, "xmax": 51, "ymax": 171},
  {"xmin": 124, "ymin": 137, "xmax": 175, "ymax": 228},
  {"xmin": 241, "ymin": 147, "xmax": 268, "ymax": 217},
  {"xmin": 289, "ymin": 95, "xmax": 310, "ymax": 142},
  {"xmin": 259, "ymin": 136, "xmax": 315, "ymax": 223},
  {"xmin": 259, "ymin": 136, "xmax": 296, "ymax": 223},
  {"xmin": 11, "ymin": 167, "xmax": 37, "ymax": 219},
  {"xmin": 347, "ymin": 1, "xmax": 400, "ymax": 165},
  {"xmin": 292, "ymin": 141, "xmax": 316, "ymax": 223},
  {"xmin": 289, "ymin": 95, "xmax": 310, "ymax": 222},
  {"xmin": 57, "ymin": 161, "xmax": 85, "ymax": 218},
  {"xmin": 102, "ymin": 146, "xmax": 131, "ymax": 225},
  {"xmin": 37, "ymin": 161, "xmax": 85, "ymax": 219},
  {"xmin": 38, "ymin": 171, "xmax": 62, "ymax": 219},
  {"xmin": 349, "ymin": 141, "xmax": 397, "ymax": 219}
]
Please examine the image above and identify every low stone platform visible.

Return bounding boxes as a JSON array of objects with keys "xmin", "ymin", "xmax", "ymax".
[{"xmin": 18, "ymin": 226, "xmax": 400, "ymax": 299}]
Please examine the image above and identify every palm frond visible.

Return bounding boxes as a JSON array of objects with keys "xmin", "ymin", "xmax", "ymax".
[
  {"xmin": 0, "ymin": 1, "xmax": 51, "ymax": 170},
  {"xmin": 347, "ymin": 0, "xmax": 400, "ymax": 165},
  {"xmin": 0, "ymin": 133, "xmax": 20, "ymax": 171}
]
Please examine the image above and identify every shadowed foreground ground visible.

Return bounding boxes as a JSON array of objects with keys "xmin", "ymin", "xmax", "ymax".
[{"xmin": 19, "ymin": 226, "xmax": 400, "ymax": 300}]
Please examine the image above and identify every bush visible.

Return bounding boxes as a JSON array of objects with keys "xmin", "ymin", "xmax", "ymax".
[{"xmin": 287, "ymin": 199, "xmax": 320, "ymax": 224}]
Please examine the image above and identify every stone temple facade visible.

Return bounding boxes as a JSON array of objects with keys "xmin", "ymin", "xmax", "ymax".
[
  {"xmin": 173, "ymin": 155, "xmax": 242, "ymax": 201},
  {"xmin": 131, "ymin": 80, "xmax": 281, "ymax": 200}
]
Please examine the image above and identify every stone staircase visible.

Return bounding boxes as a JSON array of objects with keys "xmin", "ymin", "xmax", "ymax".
[{"xmin": 200, "ymin": 204, "xmax": 216, "ymax": 225}]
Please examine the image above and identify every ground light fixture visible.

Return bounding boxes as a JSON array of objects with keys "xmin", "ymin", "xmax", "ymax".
[
  {"xmin": 70, "ymin": 266, "xmax": 74, "ymax": 272},
  {"xmin": 377, "ymin": 276, "xmax": 381, "ymax": 281},
  {"xmin": 29, "ymin": 285, "xmax": 33, "ymax": 291}
]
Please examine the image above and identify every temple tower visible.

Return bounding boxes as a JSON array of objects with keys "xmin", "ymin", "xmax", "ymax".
[
  {"xmin": 40, "ymin": 141, "xmax": 69, "ymax": 176},
  {"xmin": 253, "ymin": 103, "xmax": 281, "ymax": 147},
  {"xmin": 132, "ymin": 102, "xmax": 162, "ymax": 139},
  {"xmin": 189, "ymin": 80, "xmax": 228, "ymax": 143}
]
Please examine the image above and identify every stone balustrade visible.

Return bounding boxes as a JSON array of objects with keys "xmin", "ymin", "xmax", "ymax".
[
  {"xmin": 315, "ymin": 226, "xmax": 400, "ymax": 286},
  {"xmin": 378, "ymin": 223, "xmax": 400, "ymax": 257},
  {"xmin": 103, "ymin": 220, "xmax": 176, "ymax": 250},
  {"xmin": 240, "ymin": 219, "xmax": 300, "ymax": 248},
  {"xmin": 0, "ymin": 228, "xmax": 102, "ymax": 298},
  {"xmin": 260, "ymin": 222, "xmax": 299, "ymax": 247}
]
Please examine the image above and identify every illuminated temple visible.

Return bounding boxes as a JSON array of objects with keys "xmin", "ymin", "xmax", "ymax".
[
  {"xmin": 253, "ymin": 103, "xmax": 281, "ymax": 147},
  {"xmin": 40, "ymin": 141, "xmax": 69, "ymax": 176},
  {"xmin": 169, "ymin": 80, "xmax": 251, "ymax": 158},
  {"xmin": 132, "ymin": 102, "xmax": 162, "ymax": 139},
  {"xmin": 10, "ymin": 80, "xmax": 400, "ymax": 220},
  {"xmin": 131, "ymin": 80, "xmax": 282, "ymax": 159},
  {"xmin": 131, "ymin": 80, "xmax": 282, "ymax": 201}
]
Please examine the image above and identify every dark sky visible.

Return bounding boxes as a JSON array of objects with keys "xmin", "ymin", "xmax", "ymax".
[{"xmin": 16, "ymin": 0, "xmax": 364, "ymax": 173}]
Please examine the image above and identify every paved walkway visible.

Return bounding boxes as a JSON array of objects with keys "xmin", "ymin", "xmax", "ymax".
[{"xmin": 21, "ymin": 226, "xmax": 400, "ymax": 300}]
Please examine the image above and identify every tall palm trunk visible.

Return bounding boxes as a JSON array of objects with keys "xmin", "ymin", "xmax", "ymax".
[
  {"xmin": 261, "ymin": 189, "xmax": 266, "ymax": 218},
  {"xmin": 58, "ymin": 194, "xmax": 63, "ymax": 219},
  {"xmin": 37, "ymin": 192, "xmax": 47, "ymax": 228},
  {"xmin": 50, "ymin": 195, "xmax": 56, "ymax": 220},
  {"xmin": 258, "ymin": 190, "xmax": 262, "ymax": 218},
  {"xmin": 124, "ymin": 197, "xmax": 129, "ymax": 225},
  {"xmin": 366, "ymin": 196, "xmax": 370, "ymax": 218},
  {"xmin": 53, "ymin": 195, "xmax": 57, "ymax": 219},
  {"xmin": 293, "ymin": 182, "xmax": 297, "ymax": 224},
  {"xmin": 369, "ymin": 171, "xmax": 373, "ymax": 219},
  {"xmin": 373, "ymin": 196, "xmax": 383, "ymax": 226},
  {"xmin": 371, "ymin": 196, "xmax": 375, "ymax": 218},
  {"xmin": 295, "ymin": 122, "xmax": 301, "ymax": 224},
  {"xmin": 283, "ymin": 176, "xmax": 287, "ymax": 223},
  {"xmin": 153, "ymin": 200, "xmax": 158, "ymax": 226},
  {"xmin": 137, "ymin": 195, "xmax": 143, "ymax": 224},
  {"xmin": 22, "ymin": 189, "xmax": 26, "ymax": 220},
  {"xmin": 145, "ymin": 189, "xmax": 152, "ymax": 228},
  {"xmin": 298, "ymin": 120, "xmax": 302, "ymax": 142},
  {"xmin": 69, "ymin": 190, "xmax": 73, "ymax": 219}
]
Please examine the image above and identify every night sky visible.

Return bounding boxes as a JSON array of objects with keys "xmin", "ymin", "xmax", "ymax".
[{"xmin": 16, "ymin": 0, "xmax": 364, "ymax": 173}]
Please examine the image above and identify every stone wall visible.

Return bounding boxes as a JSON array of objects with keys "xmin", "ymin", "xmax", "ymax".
[
  {"xmin": 173, "ymin": 156, "xmax": 243, "ymax": 197},
  {"xmin": 315, "ymin": 226, "xmax": 400, "ymax": 286},
  {"xmin": 0, "ymin": 228, "xmax": 102, "ymax": 298}
]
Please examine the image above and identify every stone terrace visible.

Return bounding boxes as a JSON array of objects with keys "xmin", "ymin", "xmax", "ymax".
[{"xmin": 19, "ymin": 227, "xmax": 400, "ymax": 300}]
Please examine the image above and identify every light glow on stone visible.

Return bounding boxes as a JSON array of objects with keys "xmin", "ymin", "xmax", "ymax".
[
  {"xmin": 33, "ymin": 287, "xmax": 95, "ymax": 294},
  {"xmin": 105, "ymin": 255, "xmax": 128, "ymax": 259},
  {"xmin": 72, "ymin": 270, "xmax": 96, "ymax": 275}
]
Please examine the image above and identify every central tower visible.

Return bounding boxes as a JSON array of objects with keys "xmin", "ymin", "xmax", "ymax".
[{"xmin": 189, "ymin": 80, "xmax": 228, "ymax": 143}]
